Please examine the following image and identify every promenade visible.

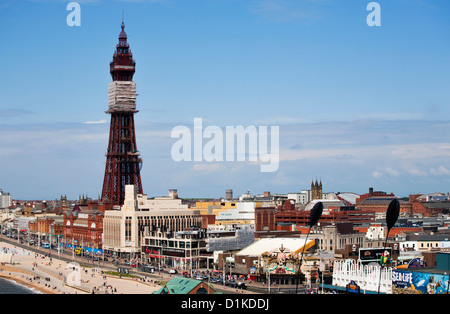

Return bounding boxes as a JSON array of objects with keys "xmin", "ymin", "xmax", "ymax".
[
  {"xmin": 0, "ymin": 240, "xmax": 166, "ymax": 294},
  {"xmin": 1, "ymin": 233, "xmax": 316, "ymax": 295},
  {"xmin": 0, "ymin": 239, "xmax": 264, "ymax": 294}
]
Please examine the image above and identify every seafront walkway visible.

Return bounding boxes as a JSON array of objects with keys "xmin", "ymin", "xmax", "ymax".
[
  {"xmin": 1, "ymin": 236, "xmax": 308, "ymax": 294},
  {"xmin": 0, "ymin": 238, "xmax": 256, "ymax": 294},
  {"xmin": 0, "ymin": 240, "xmax": 162, "ymax": 294}
]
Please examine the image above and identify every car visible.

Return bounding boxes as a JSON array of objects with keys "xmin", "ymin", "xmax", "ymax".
[
  {"xmin": 142, "ymin": 265, "xmax": 155, "ymax": 273},
  {"xmin": 237, "ymin": 282, "xmax": 247, "ymax": 289},
  {"xmin": 216, "ymin": 278, "xmax": 224, "ymax": 285},
  {"xmin": 228, "ymin": 280, "xmax": 238, "ymax": 288},
  {"xmin": 168, "ymin": 269, "xmax": 178, "ymax": 274}
]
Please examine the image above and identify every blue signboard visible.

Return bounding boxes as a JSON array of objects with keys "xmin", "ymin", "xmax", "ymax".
[
  {"xmin": 64, "ymin": 244, "xmax": 103, "ymax": 255},
  {"xmin": 393, "ymin": 270, "xmax": 449, "ymax": 294},
  {"xmin": 346, "ymin": 280, "xmax": 360, "ymax": 294}
]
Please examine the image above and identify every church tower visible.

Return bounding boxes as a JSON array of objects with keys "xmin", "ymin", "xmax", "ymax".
[{"xmin": 311, "ymin": 179, "xmax": 323, "ymax": 200}]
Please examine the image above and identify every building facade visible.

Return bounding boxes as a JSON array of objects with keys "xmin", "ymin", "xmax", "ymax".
[
  {"xmin": 103, "ymin": 185, "xmax": 203, "ymax": 263},
  {"xmin": 0, "ymin": 189, "xmax": 11, "ymax": 209},
  {"xmin": 63, "ymin": 205, "xmax": 104, "ymax": 253}
]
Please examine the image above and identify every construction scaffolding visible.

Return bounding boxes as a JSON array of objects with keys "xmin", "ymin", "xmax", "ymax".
[
  {"xmin": 107, "ymin": 81, "xmax": 137, "ymax": 112},
  {"xmin": 206, "ymin": 225, "xmax": 254, "ymax": 252}
]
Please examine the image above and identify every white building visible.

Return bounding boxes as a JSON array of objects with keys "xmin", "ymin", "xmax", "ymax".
[
  {"xmin": 103, "ymin": 186, "xmax": 202, "ymax": 259},
  {"xmin": 287, "ymin": 190, "xmax": 310, "ymax": 205},
  {"xmin": 365, "ymin": 223, "xmax": 387, "ymax": 241},
  {"xmin": 0, "ymin": 189, "xmax": 11, "ymax": 209},
  {"xmin": 17, "ymin": 216, "xmax": 36, "ymax": 232},
  {"xmin": 305, "ymin": 198, "xmax": 346, "ymax": 212},
  {"xmin": 215, "ymin": 201, "xmax": 257, "ymax": 224}
]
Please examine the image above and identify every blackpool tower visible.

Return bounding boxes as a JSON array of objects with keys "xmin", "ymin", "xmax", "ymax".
[{"xmin": 101, "ymin": 21, "xmax": 143, "ymax": 206}]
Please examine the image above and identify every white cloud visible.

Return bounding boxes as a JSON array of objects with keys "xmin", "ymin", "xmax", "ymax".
[
  {"xmin": 391, "ymin": 143, "xmax": 450, "ymax": 160},
  {"xmin": 270, "ymin": 171, "xmax": 294, "ymax": 186},
  {"xmin": 371, "ymin": 168, "xmax": 401, "ymax": 179},
  {"xmin": 84, "ymin": 119, "xmax": 107, "ymax": 124},
  {"xmin": 430, "ymin": 166, "xmax": 450, "ymax": 176},
  {"xmin": 384, "ymin": 167, "xmax": 400, "ymax": 177},
  {"xmin": 192, "ymin": 163, "xmax": 225, "ymax": 172},
  {"xmin": 407, "ymin": 168, "xmax": 427, "ymax": 176},
  {"xmin": 372, "ymin": 171, "xmax": 383, "ymax": 179}
]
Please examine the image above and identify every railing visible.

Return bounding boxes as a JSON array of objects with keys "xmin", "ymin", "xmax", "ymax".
[{"xmin": 332, "ymin": 259, "xmax": 392, "ymax": 294}]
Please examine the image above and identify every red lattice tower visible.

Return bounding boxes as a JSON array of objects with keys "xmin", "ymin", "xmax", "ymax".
[{"xmin": 101, "ymin": 21, "xmax": 143, "ymax": 206}]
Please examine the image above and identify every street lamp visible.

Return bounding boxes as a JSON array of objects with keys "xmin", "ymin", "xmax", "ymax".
[
  {"xmin": 295, "ymin": 202, "xmax": 323, "ymax": 294},
  {"xmin": 378, "ymin": 198, "xmax": 400, "ymax": 294}
]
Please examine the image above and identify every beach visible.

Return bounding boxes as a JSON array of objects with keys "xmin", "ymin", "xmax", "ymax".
[
  {"xmin": 0, "ymin": 240, "xmax": 261, "ymax": 295},
  {"xmin": 0, "ymin": 241, "xmax": 163, "ymax": 294}
]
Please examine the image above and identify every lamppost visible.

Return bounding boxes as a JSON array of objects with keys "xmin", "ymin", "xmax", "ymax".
[
  {"xmin": 295, "ymin": 202, "xmax": 323, "ymax": 294},
  {"xmin": 378, "ymin": 198, "xmax": 399, "ymax": 294}
]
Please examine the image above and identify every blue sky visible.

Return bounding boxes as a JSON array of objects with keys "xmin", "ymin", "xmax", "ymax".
[{"xmin": 0, "ymin": 0, "xmax": 449, "ymax": 200}]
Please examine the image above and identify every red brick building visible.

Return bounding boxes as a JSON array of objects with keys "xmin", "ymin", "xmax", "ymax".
[
  {"xmin": 254, "ymin": 200, "xmax": 375, "ymax": 238},
  {"xmin": 356, "ymin": 187, "xmax": 395, "ymax": 205},
  {"xmin": 29, "ymin": 217, "xmax": 64, "ymax": 243},
  {"xmin": 409, "ymin": 195, "xmax": 450, "ymax": 217},
  {"xmin": 254, "ymin": 206, "xmax": 277, "ymax": 232},
  {"xmin": 357, "ymin": 198, "xmax": 412, "ymax": 215},
  {"xmin": 355, "ymin": 188, "xmax": 412, "ymax": 215},
  {"xmin": 63, "ymin": 203, "xmax": 104, "ymax": 251}
]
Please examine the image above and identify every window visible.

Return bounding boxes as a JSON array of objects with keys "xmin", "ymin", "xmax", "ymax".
[{"xmin": 125, "ymin": 217, "xmax": 132, "ymax": 243}]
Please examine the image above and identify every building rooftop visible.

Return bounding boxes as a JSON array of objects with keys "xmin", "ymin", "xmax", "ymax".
[{"xmin": 237, "ymin": 237, "xmax": 311, "ymax": 256}]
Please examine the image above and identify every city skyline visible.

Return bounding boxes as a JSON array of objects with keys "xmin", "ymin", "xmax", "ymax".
[{"xmin": 1, "ymin": 0, "xmax": 450, "ymax": 200}]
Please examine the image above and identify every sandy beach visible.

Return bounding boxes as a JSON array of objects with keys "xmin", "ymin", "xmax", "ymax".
[
  {"xmin": 0, "ymin": 240, "xmax": 260, "ymax": 295},
  {"xmin": 0, "ymin": 241, "xmax": 163, "ymax": 294}
]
